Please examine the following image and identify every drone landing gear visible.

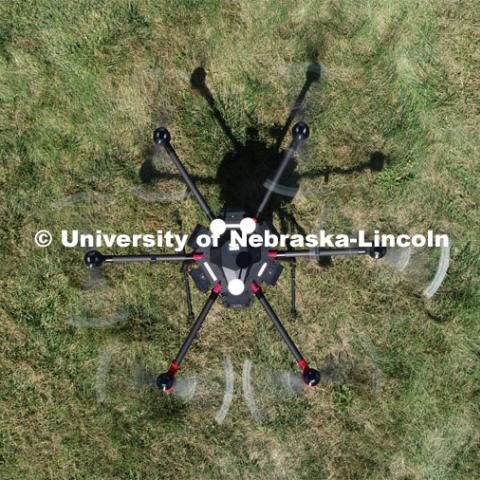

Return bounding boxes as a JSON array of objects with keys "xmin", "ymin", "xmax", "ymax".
[
  {"xmin": 290, "ymin": 258, "xmax": 297, "ymax": 319},
  {"xmin": 182, "ymin": 262, "xmax": 195, "ymax": 322}
]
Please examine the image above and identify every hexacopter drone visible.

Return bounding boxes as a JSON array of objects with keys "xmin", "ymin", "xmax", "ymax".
[{"xmin": 84, "ymin": 122, "xmax": 386, "ymax": 392}]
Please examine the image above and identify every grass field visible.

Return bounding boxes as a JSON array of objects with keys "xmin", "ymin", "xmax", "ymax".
[{"xmin": 1, "ymin": 1, "xmax": 479, "ymax": 479}]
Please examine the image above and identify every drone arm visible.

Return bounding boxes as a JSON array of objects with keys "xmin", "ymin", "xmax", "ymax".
[
  {"xmin": 172, "ymin": 282, "xmax": 220, "ymax": 366},
  {"xmin": 103, "ymin": 253, "xmax": 201, "ymax": 263},
  {"xmin": 251, "ymin": 282, "xmax": 303, "ymax": 363},
  {"xmin": 157, "ymin": 283, "xmax": 221, "ymax": 391},
  {"xmin": 255, "ymin": 122, "xmax": 309, "ymax": 220},
  {"xmin": 153, "ymin": 128, "xmax": 215, "ymax": 222},
  {"xmin": 84, "ymin": 250, "xmax": 203, "ymax": 268},
  {"xmin": 269, "ymin": 247, "xmax": 370, "ymax": 259},
  {"xmin": 250, "ymin": 281, "xmax": 321, "ymax": 386},
  {"xmin": 268, "ymin": 245, "xmax": 387, "ymax": 260}
]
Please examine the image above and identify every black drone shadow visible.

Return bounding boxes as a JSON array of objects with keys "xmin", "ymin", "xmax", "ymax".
[{"xmin": 140, "ymin": 64, "xmax": 386, "ymax": 238}]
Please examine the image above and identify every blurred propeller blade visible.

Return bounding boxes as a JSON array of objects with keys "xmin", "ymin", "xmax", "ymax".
[
  {"xmin": 377, "ymin": 244, "xmax": 450, "ymax": 298},
  {"xmin": 95, "ymin": 343, "xmax": 236, "ymax": 423}
]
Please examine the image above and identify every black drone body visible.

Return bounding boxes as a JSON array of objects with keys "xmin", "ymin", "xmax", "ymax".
[
  {"xmin": 85, "ymin": 122, "xmax": 386, "ymax": 393},
  {"xmin": 188, "ymin": 210, "xmax": 283, "ymax": 308}
]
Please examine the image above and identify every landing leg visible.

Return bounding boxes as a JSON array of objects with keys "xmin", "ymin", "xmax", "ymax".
[
  {"xmin": 182, "ymin": 262, "xmax": 194, "ymax": 322},
  {"xmin": 290, "ymin": 258, "xmax": 297, "ymax": 319}
]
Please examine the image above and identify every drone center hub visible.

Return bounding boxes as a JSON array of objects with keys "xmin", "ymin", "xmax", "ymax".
[{"xmin": 188, "ymin": 208, "xmax": 284, "ymax": 308}]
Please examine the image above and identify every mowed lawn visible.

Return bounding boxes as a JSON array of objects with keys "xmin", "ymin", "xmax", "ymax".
[{"xmin": 0, "ymin": 1, "xmax": 479, "ymax": 479}]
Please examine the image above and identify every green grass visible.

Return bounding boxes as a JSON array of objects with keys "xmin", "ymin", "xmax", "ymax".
[{"xmin": 1, "ymin": 0, "xmax": 479, "ymax": 479}]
